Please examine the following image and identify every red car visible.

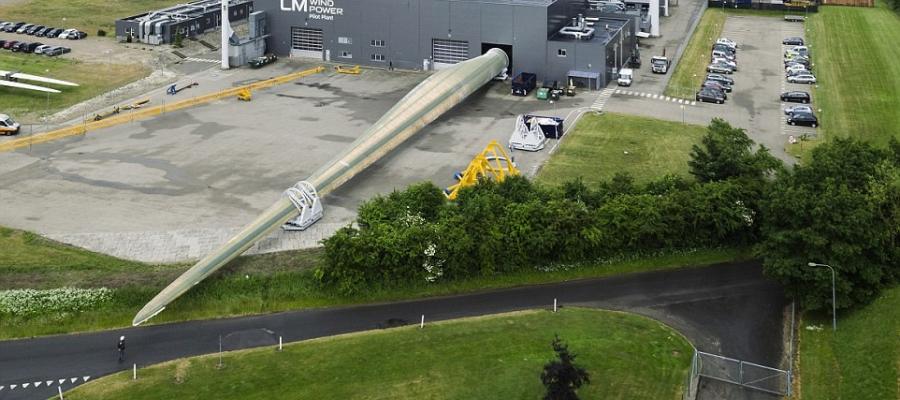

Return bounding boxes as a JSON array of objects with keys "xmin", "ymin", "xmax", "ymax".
[{"xmin": 3, "ymin": 40, "xmax": 20, "ymax": 50}]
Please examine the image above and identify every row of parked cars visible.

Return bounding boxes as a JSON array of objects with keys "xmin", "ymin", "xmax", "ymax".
[
  {"xmin": 0, "ymin": 21, "xmax": 87, "ymax": 39},
  {"xmin": 697, "ymin": 38, "xmax": 739, "ymax": 104},
  {"xmin": 0, "ymin": 39, "xmax": 71, "ymax": 56},
  {"xmin": 779, "ymin": 36, "xmax": 818, "ymax": 128}
]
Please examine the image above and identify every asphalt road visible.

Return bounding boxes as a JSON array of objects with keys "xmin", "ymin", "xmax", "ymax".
[{"xmin": 0, "ymin": 261, "xmax": 786, "ymax": 400}]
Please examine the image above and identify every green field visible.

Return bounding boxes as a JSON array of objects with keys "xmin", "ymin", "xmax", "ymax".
[
  {"xmin": 802, "ymin": 2, "xmax": 900, "ymax": 153},
  {"xmin": 0, "ymin": 0, "xmax": 180, "ymax": 35},
  {"xmin": 537, "ymin": 113, "xmax": 706, "ymax": 186},
  {"xmin": 63, "ymin": 308, "xmax": 694, "ymax": 400},
  {"xmin": 798, "ymin": 286, "xmax": 899, "ymax": 400},
  {"xmin": 0, "ymin": 225, "xmax": 747, "ymax": 339},
  {"xmin": 0, "ymin": 53, "xmax": 149, "ymax": 121},
  {"xmin": 664, "ymin": 9, "xmax": 726, "ymax": 99}
]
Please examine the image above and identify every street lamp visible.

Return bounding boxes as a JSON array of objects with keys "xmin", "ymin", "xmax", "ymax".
[{"xmin": 807, "ymin": 262, "xmax": 836, "ymax": 331}]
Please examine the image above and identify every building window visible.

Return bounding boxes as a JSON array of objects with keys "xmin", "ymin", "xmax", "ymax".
[
  {"xmin": 341, "ymin": 51, "xmax": 353, "ymax": 59},
  {"xmin": 371, "ymin": 39, "xmax": 385, "ymax": 47},
  {"xmin": 557, "ymin": 48, "xmax": 567, "ymax": 57},
  {"xmin": 371, "ymin": 53, "xmax": 385, "ymax": 62},
  {"xmin": 338, "ymin": 36, "xmax": 352, "ymax": 44}
]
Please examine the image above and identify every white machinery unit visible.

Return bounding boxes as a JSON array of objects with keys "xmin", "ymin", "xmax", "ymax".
[
  {"xmin": 509, "ymin": 115, "xmax": 549, "ymax": 152},
  {"xmin": 281, "ymin": 181, "xmax": 323, "ymax": 231}
]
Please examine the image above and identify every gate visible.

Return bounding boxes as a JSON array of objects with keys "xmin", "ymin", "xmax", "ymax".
[
  {"xmin": 291, "ymin": 27, "xmax": 324, "ymax": 59},
  {"xmin": 432, "ymin": 39, "xmax": 469, "ymax": 69},
  {"xmin": 694, "ymin": 351, "xmax": 792, "ymax": 396}
]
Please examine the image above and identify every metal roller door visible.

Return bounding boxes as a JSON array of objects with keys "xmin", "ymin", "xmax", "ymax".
[
  {"xmin": 432, "ymin": 39, "xmax": 469, "ymax": 69},
  {"xmin": 291, "ymin": 27, "xmax": 324, "ymax": 59}
]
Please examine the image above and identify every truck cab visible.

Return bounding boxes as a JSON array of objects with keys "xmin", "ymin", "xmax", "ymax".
[
  {"xmin": 651, "ymin": 56, "xmax": 670, "ymax": 74},
  {"xmin": 0, "ymin": 114, "xmax": 20, "ymax": 136},
  {"xmin": 617, "ymin": 68, "xmax": 633, "ymax": 86}
]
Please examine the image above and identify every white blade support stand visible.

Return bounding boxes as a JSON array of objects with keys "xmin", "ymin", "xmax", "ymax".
[
  {"xmin": 282, "ymin": 181, "xmax": 323, "ymax": 231},
  {"xmin": 220, "ymin": 0, "xmax": 231, "ymax": 69},
  {"xmin": 508, "ymin": 115, "xmax": 548, "ymax": 152}
]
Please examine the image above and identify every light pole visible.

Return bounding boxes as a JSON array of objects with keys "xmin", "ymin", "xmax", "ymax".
[{"xmin": 807, "ymin": 262, "xmax": 836, "ymax": 331}]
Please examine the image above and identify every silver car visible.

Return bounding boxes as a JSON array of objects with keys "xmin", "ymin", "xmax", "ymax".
[
  {"xmin": 787, "ymin": 74, "xmax": 817, "ymax": 84},
  {"xmin": 707, "ymin": 63, "xmax": 734, "ymax": 74},
  {"xmin": 784, "ymin": 105, "xmax": 813, "ymax": 115}
]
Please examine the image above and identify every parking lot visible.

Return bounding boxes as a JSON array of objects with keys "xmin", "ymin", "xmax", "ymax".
[
  {"xmin": 0, "ymin": 63, "xmax": 590, "ymax": 262},
  {"xmin": 605, "ymin": 14, "xmax": 815, "ymax": 163}
]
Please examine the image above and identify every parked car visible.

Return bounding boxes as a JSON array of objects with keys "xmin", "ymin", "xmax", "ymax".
[
  {"xmin": 787, "ymin": 73, "xmax": 817, "ymax": 84},
  {"xmin": 16, "ymin": 23, "xmax": 34, "ymax": 34},
  {"xmin": 707, "ymin": 63, "xmax": 734, "ymax": 74},
  {"xmin": 786, "ymin": 69, "xmax": 812, "ymax": 78},
  {"xmin": 787, "ymin": 112, "xmax": 818, "ymax": 127},
  {"xmin": 43, "ymin": 46, "xmax": 65, "ymax": 56},
  {"xmin": 60, "ymin": 30, "xmax": 87, "ymax": 39},
  {"xmin": 784, "ymin": 105, "xmax": 813, "ymax": 115},
  {"xmin": 781, "ymin": 91, "xmax": 811, "ymax": 103},
  {"xmin": 783, "ymin": 37, "xmax": 804, "ymax": 46},
  {"xmin": 711, "ymin": 57, "xmax": 737, "ymax": 71},
  {"xmin": 4, "ymin": 22, "xmax": 25, "ymax": 32},
  {"xmin": 701, "ymin": 80, "xmax": 731, "ymax": 94},
  {"xmin": 3, "ymin": 40, "xmax": 19, "ymax": 50},
  {"xmin": 712, "ymin": 49, "xmax": 735, "ymax": 61},
  {"xmin": 46, "ymin": 28, "xmax": 64, "ymax": 38},
  {"xmin": 696, "ymin": 87, "xmax": 726, "ymax": 104},
  {"xmin": 785, "ymin": 59, "xmax": 811, "ymax": 70},
  {"xmin": 11, "ymin": 41, "xmax": 29, "ymax": 52},
  {"xmin": 712, "ymin": 43, "xmax": 736, "ymax": 55},
  {"xmin": 34, "ymin": 27, "xmax": 51, "ymax": 37},
  {"xmin": 716, "ymin": 37, "xmax": 739, "ymax": 49},
  {"xmin": 706, "ymin": 73, "xmax": 735, "ymax": 86},
  {"xmin": 34, "ymin": 44, "xmax": 53, "ymax": 54},
  {"xmin": 25, "ymin": 25, "xmax": 45, "ymax": 35},
  {"xmin": 25, "ymin": 42, "xmax": 43, "ymax": 52}
]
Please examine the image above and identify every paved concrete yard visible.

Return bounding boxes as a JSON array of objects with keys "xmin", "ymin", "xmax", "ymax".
[
  {"xmin": 0, "ymin": 63, "xmax": 590, "ymax": 262},
  {"xmin": 605, "ymin": 15, "xmax": 808, "ymax": 163}
]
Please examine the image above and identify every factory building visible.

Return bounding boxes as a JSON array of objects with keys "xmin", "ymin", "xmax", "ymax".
[
  {"xmin": 115, "ymin": 0, "xmax": 253, "ymax": 45},
  {"xmin": 258, "ymin": 0, "xmax": 638, "ymax": 88}
]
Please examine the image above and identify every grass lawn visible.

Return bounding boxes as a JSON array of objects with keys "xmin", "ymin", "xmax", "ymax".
[
  {"xmin": 0, "ymin": 0, "xmax": 181, "ymax": 35},
  {"xmin": 664, "ymin": 8, "xmax": 726, "ymax": 99},
  {"xmin": 797, "ymin": 285, "xmax": 899, "ymax": 400},
  {"xmin": 0, "ymin": 225, "xmax": 748, "ymax": 339},
  {"xmin": 0, "ymin": 52, "xmax": 149, "ymax": 121},
  {"xmin": 62, "ymin": 308, "xmax": 694, "ymax": 400},
  {"xmin": 790, "ymin": 2, "xmax": 900, "ymax": 160},
  {"xmin": 536, "ymin": 112, "xmax": 706, "ymax": 186}
]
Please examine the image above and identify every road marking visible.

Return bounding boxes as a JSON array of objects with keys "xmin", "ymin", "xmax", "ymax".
[
  {"xmin": 46, "ymin": 380, "xmax": 53, "ymax": 386},
  {"xmin": 690, "ymin": 101, "xmax": 696, "ymax": 106},
  {"xmin": 10, "ymin": 385, "xmax": 16, "ymax": 390},
  {"xmin": 184, "ymin": 57, "xmax": 220, "ymax": 64},
  {"xmin": 34, "ymin": 381, "xmax": 42, "ymax": 387},
  {"xmin": 83, "ymin": 376, "xmax": 91, "ymax": 382}
]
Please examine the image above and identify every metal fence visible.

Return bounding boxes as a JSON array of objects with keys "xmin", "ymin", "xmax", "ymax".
[
  {"xmin": 682, "ymin": 350, "xmax": 701, "ymax": 400},
  {"xmin": 694, "ymin": 351, "xmax": 792, "ymax": 396}
]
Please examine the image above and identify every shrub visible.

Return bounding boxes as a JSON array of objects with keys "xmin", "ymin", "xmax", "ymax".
[
  {"xmin": 96, "ymin": 29, "xmax": 107, "ymax": 37},
  {"xmin": 0, "ymin": 288, "xmax": 113, "ymax": 316}
]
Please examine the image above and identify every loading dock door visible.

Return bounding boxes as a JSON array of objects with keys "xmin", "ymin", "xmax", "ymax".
[
  {"xmin": 432, "ymin": 39, "xmax": 469, "ymax": 69},
  {"xmin": 291, "ymin": 27, "xmax": 324, "ymax": 59}
]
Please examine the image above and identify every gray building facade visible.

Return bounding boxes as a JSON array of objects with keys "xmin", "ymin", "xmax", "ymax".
[{"xmin": 257, "ymin": 0, "xmax": 636, "ymax": 87}]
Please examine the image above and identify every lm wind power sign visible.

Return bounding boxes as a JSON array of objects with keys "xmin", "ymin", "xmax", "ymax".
[{"xmin": 280, "ymin": 0, "xmax": 344, "ymax": 20}]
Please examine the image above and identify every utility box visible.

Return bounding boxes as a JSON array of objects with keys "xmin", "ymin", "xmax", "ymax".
[{"xmin": 511, "ymin": 72, "xmax": 537, "ymax": 96}]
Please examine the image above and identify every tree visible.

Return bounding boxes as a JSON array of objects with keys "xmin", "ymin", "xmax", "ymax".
[
  {"xmin": 688, "ymin": 118, "xmax": 781, "ymax": 182},
  {"xmin": 541, "ymin": 335, "xmax": 590, "ymax": 400},
  {"xmin": 757, "ymin": 138, "xmax": 900, "ymax": 310}
]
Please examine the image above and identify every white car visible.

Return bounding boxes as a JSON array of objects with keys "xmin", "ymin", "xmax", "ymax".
[
  {"xmin": 711, "ymin": 57, "xmax": 738, "ymax": 71},
  {"xmin": 717, "ymin": 38, "xmax": 738, "ymax": 49},
  {"xmin": 784, "ymin": 105, "xmax": 813, "ymax": 115},
  {"xmin": 33, "ymin": 44, "xmax": 53, "ymax": 54},
  {"xmin": 785, "ymin": 64, "xmax": 809, "ymax": 74},
  {"xmin": 58, "ymin": 28, "xmax": 77, "ymax": 39},
  {"xmin": 787, "ymin": 74, "xmax": 817, "ymax": 84}
]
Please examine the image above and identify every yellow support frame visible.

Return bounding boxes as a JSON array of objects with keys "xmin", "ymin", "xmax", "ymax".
[
  {"xmin": 0, "ymin": 66, "xmax": 325, "ymax": 153},
  {"xmin": 335, "ymin": 65, "xmax": 361, "ymax": 75},
  {"xmin": 444, "ymin": 140, "xmax": 520, "ymax": 200}
]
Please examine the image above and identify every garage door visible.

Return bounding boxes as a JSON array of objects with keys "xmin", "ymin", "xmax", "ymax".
[
  {"xmin": 291, "ymin": 27, "xmax": 324, "ymax": 59},
  {"xmin": 432, "ymin": 39, "xmax": 469, "ymax": 69}
]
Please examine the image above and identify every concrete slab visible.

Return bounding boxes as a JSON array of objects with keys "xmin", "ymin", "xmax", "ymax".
[{"xmin": 0, "ymin": 63, "xmax": 590, "ymax": 262}]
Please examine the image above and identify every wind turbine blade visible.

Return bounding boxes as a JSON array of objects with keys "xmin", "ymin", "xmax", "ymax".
[
  {"xmin": 0, "ymin": 70, "xmax": 79, "ymax": 87},
  {"xmin": 0, "ymin": 79, "xmax": 61, "ymax": 93}
]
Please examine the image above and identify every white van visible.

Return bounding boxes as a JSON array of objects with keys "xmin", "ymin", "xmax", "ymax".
[
  {"xmin": 617, "ymin": 68, "xmax": 633, "ymax": 86},
  {"xmin": 0, "ymin": 114, "xmax": 20, "ymax": 136}
]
